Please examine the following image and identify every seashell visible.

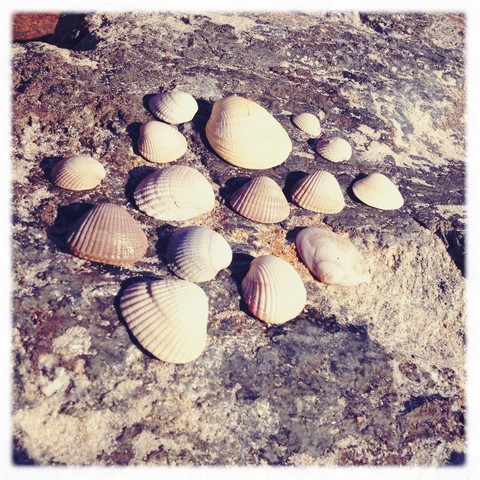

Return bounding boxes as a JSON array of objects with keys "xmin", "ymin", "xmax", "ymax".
[
  {"xmin": 230, "ymin": 176, "xmax": 290, "ymax": 223},
  {"xmin": 50, "ymin": 154, "xmax": 106, "ymax": 191},
  {"xmin": 292, "ymin": 112, "xmax": 321, "ymax": 137},
  {"xmin": 67, "ymin": 203, "xmax": 148, "ymax": 266},
  {"xmin": 119, "ymin": 279, "xmax": 208, "ymax": 363},
  {"xmin": 149, "ymin": 90, "xmax": 198, "ymax": 124},
  {"xmin": 296, "ymin": 227, "xmax": 371, "ymax": 287},
  {"xmin": 205, "ymin": 95, "xmax": 292, "ymax": 169},
  {"xmin": 166, "ymin": 226, "xmax": 233, "ymax": 282},
  {"xmin": 241, "ymin": 255, "xmax": 306, "ymax": 324},
  {"xmin": 352, "ymin": 172, "xmax": 404, "ymax": 210},
  {"xmin": 316, "ymin": 136, "xmax": 352, "ymax": 163},
  {"xmin": 137, "ymin": 120, "xmax": 187, "ymax": 163},
  {"xmin": 134, "ymin": 165, "xmax": 215, "ymax": 221},
  {"xmin": 291, "ymin": 170, "xmax": 345, "ymax": 214}
]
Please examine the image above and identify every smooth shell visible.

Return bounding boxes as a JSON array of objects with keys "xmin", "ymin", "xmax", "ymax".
[
  {"xmin": 296, "ymin": 227, "xmax": 371, "ymax": 287},
  {"xmin": 352, "ymin": 172, "xmax": 404, "ymax": 210},
  {"xmin": 205, "ymin": 95, "xmax": 292, "ymax": 169},
  {"xmin": 316, "ymin": 137, "xmax": 352, "ymax": 163},
  {"xmin": 119, "ymin": 279, "xmax": 208, "ymax": 363},
  {"xmin": 51, "ymin": 155, "xmax": 106, "ymax": 191},
  {"xmin": 149, "ymin": 90, "xmax": 198, "ymax": 124},
  {"xmin": 292, "ymin": 112, "xmax": 321, "ymax": 137},
  {"xmin": 67, "ymin": 203, "xmax": 148, "ymax": 266}
]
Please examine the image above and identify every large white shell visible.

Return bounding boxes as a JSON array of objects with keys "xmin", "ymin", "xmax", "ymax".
[
  {"xmin": 166, "ymin": 226, "xmax": 233, "ymax": 282},
  {"xmin": 316, "ymin": 137, "xmax": 352, "ymax": 163},
  {"xmin": 296, "ymin": 227, "xmax": 371, "ymax": 287},
  {"xmin": 241, "ymin": 255, "xmax": 306, "ymax": 324},
  {"xmin": 51, "ymin": 155, "xmax": 106, "ymax": 191},
  {"xmin": 205, "ymin": 95, "xmax": 292, "ymax": 169},
  {"xmin": 149, "ymin": 90, "xmax": 198, "ymax": 124},
  {"xmin": 352, "ymin": 172, "xmax": 404, "ymax": 210},
  {"xmin": 119, "ymin": 279, "xmax": 208, "ymax": 363},
  {"xmin": 292, "ymin": 112, "xmax": 321, "ymax": 137}
]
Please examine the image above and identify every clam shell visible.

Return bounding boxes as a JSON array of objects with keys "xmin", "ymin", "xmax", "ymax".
[
  {"xmin": 119, "ymin": 279, "xmax": 208, "ymax": 363},
  {"xmin": 296, "ymin": 227, "xmax": 371, "ymax": 287},
  {"xmin": 67, "ymin": 203, "xmax": 148, "ymax": 266},
  {"xmin": 241, "ymin": 255, "xmax": 306, "ymax": 324},
  {"xmin": 291, "ymin": 170, "xmax": 345, "ymax": 214},
  {"xmin": 137, "ymin": 120, "xmax": 187, "ymax": 163},
  {"xmin": 230, "ymin": 176, "xmax": 290, "ymax": 223},
  {"xmin": 166, "ymin": 226, "xmax": 233, "ymax": 282},
  {"xmin": 149, "ymin": 90, "xmax": 198, "ymax": 124},
  {"xmin": 205, "ymin": 95, "xmax": 292, "ymax": 169},
  {"xmin": 352, "ymin": 172, "xmax": 404, "ymax": 210},
  {"xmin": 316, "ymin": 137, "xmax": 352, "ymax": 163},
  {"xmin": 292, "ymin": 112, "xmax": 321, "ymax": 137},
  {"xmin": 134, "ymin": 165, "xmax": 215, "ymax": 221},
  {"xmin": 51, "ymin": 155, "xmax": 106, "ymax": 191}
]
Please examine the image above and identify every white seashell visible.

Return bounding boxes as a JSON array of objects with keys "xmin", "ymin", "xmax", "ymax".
[
  {"xmin": 230, "ymin": 176, "xmax": 290, "ymax": 223},
  {"xmin": 352, "ymin": 172, "xmax": 404, "ymax": 210},
  {"xmin": 166, "ymin": 226, "xmax": 233, "ymax": 282},
  {"xmin": 119, "ymin": 279, "xmax": 208, "ymax": 363},
  {"xmin": 51, "ymin": 155, "xmax": 106, "ymax": 191},
  {"xmin": 296, "ymin": 227, "xmax": 371, "ymax": 287},
  {"xmin": 137, "ymin": 120, "xmax": 187, "ymax": 163},
  {"xmin": 205, "ymin": 95, "xmax": 292, "ymax": 169},
  {"xmin": 241, "ymin": 255, "xmax": 306, "ymax": 324},
  {"xmin": 316, "ymin": 136, "xmax": 352, "ymax": 163},
  {"xmin": 149, "ymin": 90, "xmax": 198, "ymax": 124},
  {"xmin": 134, "ymin": 165, "xmax": 215, "ymax": 221},
  {"xmin": 292, "ymin": 112, "xmax": 321, "ymax": 137}
]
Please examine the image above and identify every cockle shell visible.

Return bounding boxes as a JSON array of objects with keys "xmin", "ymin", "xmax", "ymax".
[
  {"xmin": 166, "ymin": 226, "xmax": 233, "ymax": 282},
  {"xmin": 134, "ymin": 165, "xmax": 215, "ymax": 221},
  {"xmin": 205, "ymin": 95, "xmax": 292, "ymax": 169},
  {"xmin": 51, "ymin": 155, "xmax": 106, "ymax": 191},
  {"xmin": 241, "ymin": 255, "xmax": 306, "ymax": 324},
  {"xmin": 316, "ymin": 137, "xmax": 352, "ymax": 163},
  {"xmin": 137, "ymin": 120, "xmax": 188, "ymax": 163},
  {"xmin": 352, "ymin": 172, "xmax": 404, "ymax": 210},
  {"xmin": 296, "ymin": 227, "xmax": 371, "ymax": 287},
  {"xmin": 67, "ymin": 203, "xmax": 148, "ymax": 266},
  {"xmin": 292, "ymin": 112, "xmax": 321, "ymax": 137},
  {"xmin": 149, "ymin": 90, "xmax": 198, "ymax": 124},
  {"xmin": 119, "ymin": 279, "xmax": 208, "ymax": 363},
  {"xmin": 230, "ymin": 176, "xmax": 290, "ymax": 223},
  {"xmin": 291, "ymin": 170, "xmax": 345, "ymax": 214}
]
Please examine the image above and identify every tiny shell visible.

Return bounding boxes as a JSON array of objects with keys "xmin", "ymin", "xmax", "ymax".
[
  {"xmin": 292, "ymin": 112, "xmax": 321, "ymax": 137},
  {"xmin": 51, "ymin": 155, "xmax": 106, "ymax": 191},
  {"xmin": 149, "ymin": 90, "xmax": 198, "ymax": 124},
  {"xmin": 352, "ymin": 172, "xmax": 404, "ymax": 210},
  {"xmin": 241, "ymin": 255, "xmax": 306, "ymax": 324},
  {"xmin": 119, "ymin": 279, "xmax": 208, "ymax": 363},
  {"xmin": 316, "ymin": 137, "xmax": 352, "ymax": 163}
]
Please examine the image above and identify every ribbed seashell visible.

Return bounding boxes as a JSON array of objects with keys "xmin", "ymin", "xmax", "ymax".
[
  {"xmin": 166, "ymin": 226, "xmax": 233, "ymax": 282},
  {"xmin": 352, "ymin": 172, "xmax": 404, "ymax": 210},
  {"xmin": 205, "ymin": 95, "xmax": 292, "ymax": 169},
  {"xmin": 67, "ymin": 203, "xmax": 148, "ymax": 266},
  {"xmin": 50, "ymin": 155, "xmax": 106, "ymax": 191},
  {"xmin": 149, "ymin": 90, "xmax": 198, "ymax": 124},
  {"xmin": 137, "ymin": 120, "xmax": 187, "ymax": 163},
  {"xmin": 134, "ymin": 165, "xmax": 215, "ymax": 221},
  {"xmin": 296, "ymin": 227, "xmax": 371, "ymax": 287},
  {"xmin": 292, "ymin": 112, "xmax": 321, "ymax": 137},
  {"xmin": 291, "ymin": 170, "xmax": 345, "ymax": 214},
  {"xmin": 241, "ymin": 255, "xmax": 306, "ymax": 324},
  {"xmin": 119, "ymin": 279, "xmax": 208, "ymax": 363},
  {"xmin": 230, "ymin": 176, "xmax": 290, "ymax": 223},
  {"xmin": 316, "ymin": 137, "xmax": 352, "ymax": 163}
]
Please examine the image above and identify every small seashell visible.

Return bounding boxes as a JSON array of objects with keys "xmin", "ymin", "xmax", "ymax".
[
  {"xmin": 292, "ymin": 112, "xmax": 321, "ymax": 137},
  {"xmin": 352, "ymin": 172, "xmax": 404, "ymax": 210},
  {"xmin": 137, "ymin": 120, "xmax": 187, "ymax": 163},
  {"xmin": 67, "ymin": 203, "xmax": 148, "ymax": 266},
  {"xmin": 291, "ymin": 170, "xmax": 345, "ymax": 214},
  {"xmin": 134, "ymin": 165, "xmax": 215, "ymax": 221},
  {"xmin": 296, "ymin": 227, "xmax": 371, "ymax": 287},
  {"xmin": 50, "ymin": 154, "xmax": 106, "ymax": 191},
  {"xmin": 316, "ymin": 136, "xmax": 352, "ymax": 163},
  {"xmin": 149, "ymin": 90, "xmax": 198, "ymax": 124},
  {"xmin": 166, "ymin": 226, "xmax": 233, "ymax": 282},
  {"xmin": 230, "ymin": 176, "xmax": 290, "ymax": 223},
  {"xmin": 119, "ymin": 279, "xmax": 208, "ymax": 363},
  {"xmin": 241, "ymin": 255, "xmax": 306, "ymax": 324}
]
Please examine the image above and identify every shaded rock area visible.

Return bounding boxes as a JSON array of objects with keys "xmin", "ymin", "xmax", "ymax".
[{"xmin": 11, "ymin": 12, "xmax": 465, "ymax": 466}]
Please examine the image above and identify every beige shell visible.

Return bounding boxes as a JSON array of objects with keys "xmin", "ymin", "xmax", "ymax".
[
  {"xmin": 119, "ymin": 279, "xmax": 208, "ymax": 363},
  {"xmin": 137, "ymin": 120, "xmax": 187, "ymax": 163},
  {"xmin": 67, "ymin": 203, "xmax": 148, "ymax": 266},
  {"xmin": 292, "ymin": 112, "xmax": 321, "ymax": 137},
  {"xmin": 51, "ymin": 155, "xmax": 106, "ymax": 191},
  {"xmin": 230, "ymin": 176, "xmax": 290, "ymax": 223},
  {"xmin": 291, "ymin": 170, "xmax": 345, "ymax": 214},
  {"xmin": 166, "ymin": 226, "xmax": 233, "ymax": 282},
  {"xmin": 296, "ymin": 227, "xmax": 371, "ymax": 287},
  {"xmin": 149, "ymin": 90, "xmax": 198, "ymax": 124},
  {"xmin": 241, "ymin": 255, "xmax": 306, "ymax": 324},
  {"xmin": 205, "ymin": 95, "xmax": 292, "ymax": 169},
  {"xmin": 316, "ymin": 137, "xmax": 352, "ymax": 163},
  {"xmin": 134, "ymin": 165, "xmax": 215, "ymax": 221},
  {"xmin": 352, "ymin": 172, "xmax": 404, "ymax": 210}
]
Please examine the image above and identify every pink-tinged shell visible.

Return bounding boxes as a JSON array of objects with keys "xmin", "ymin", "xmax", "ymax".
[
  {"xmin": 292, "ymin": 112, "xmax": 321, "ymax": 137},
  {"xmin": 149, "ymin": 90, "xmax": 198, "ymax": 124},
  {"xmin": 316, "ymin": 137, "xmax": 352, "ymax": 163},
  {"xmin": 67, "ymin": 203, "xmax": 148, "ymax": 266},
  {"xmin": 50, "ymin": 155, "xmax": 106, "ymax": 191},
  {"xmin": 352, "ymin": 172, "xmax": 404, "ymax": 210}
]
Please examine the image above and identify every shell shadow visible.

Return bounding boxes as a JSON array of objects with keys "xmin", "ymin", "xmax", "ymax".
[
  {"xmin": 155, "ymin": 224, "xmax": 177, "ymax": 261},
  {"xmin": 126, "ymin": 122, "xmax": 143, "ymax": 156},
  {"xmin": 307, "ymin": 137, "xmax": 319, "ymax": 152},
  {"xmin": 218, "ymin": 175, "xmax": 251, "ymax": 206},
  {"xmin": 228, "ymin": 252, "xmax": 255, "ymax": 318},
  {"xmin": 283, "ymin": 170, "xmax": 307, "ymax": 201},
  {"xmin": 346, "ymin": 172, "xmax": 368, "ymax": 204},
  {"xmin": 191, "ymin": 98, "xmax": 220, "ymax": 158},
  {"xmin": 142, "ymin": 93, "xmax": 156, "ymax": 115},
  {"xmin": 40, "ymin": 156, "xmax": 63, "ymax": 179},
  {"xmin": 285, "ymin": 226, "xmax": 305, "ymax": 245},
  {"xmin": 124, "ymin": 165, "xmax": 156, "ymax": 208}
]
